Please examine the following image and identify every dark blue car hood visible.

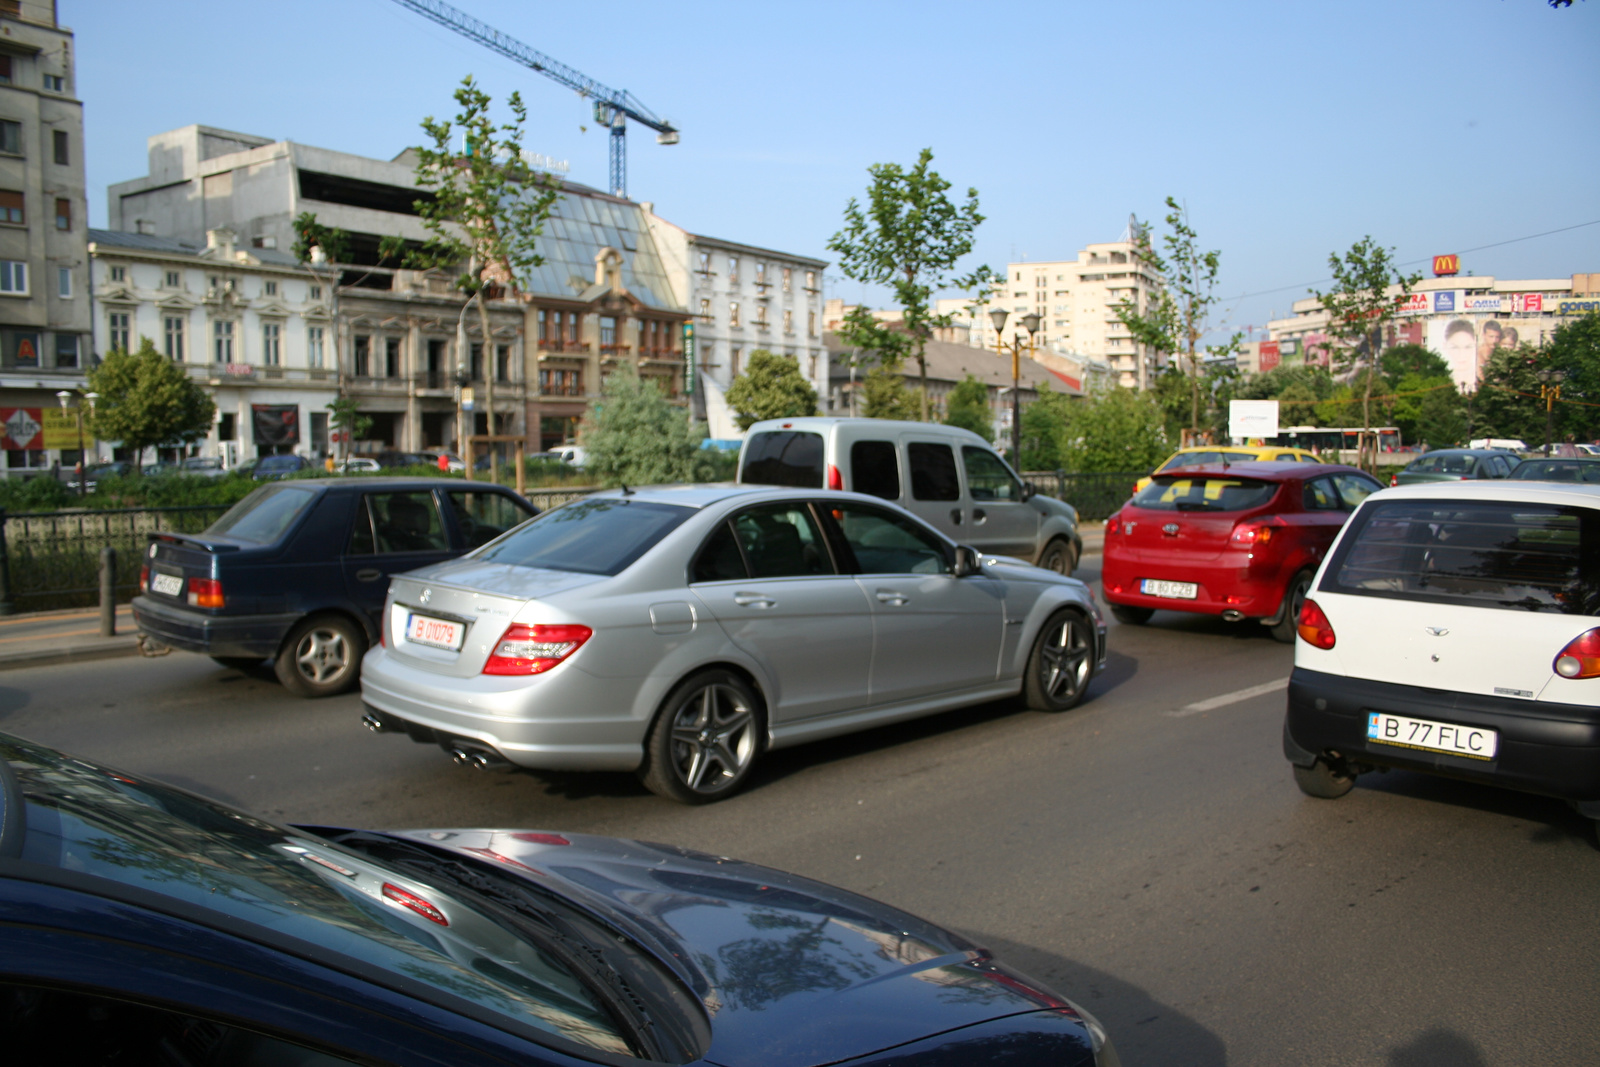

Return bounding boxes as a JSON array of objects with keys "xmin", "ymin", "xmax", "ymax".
[{"xmin": 385, "ymin": 829, "xmax": 1076, "ymax": 1067}]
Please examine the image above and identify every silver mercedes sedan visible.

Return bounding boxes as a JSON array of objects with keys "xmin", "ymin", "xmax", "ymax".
[{"xmin": 359, "ymin": 484, "xmax": 1107, "ymax": 803}]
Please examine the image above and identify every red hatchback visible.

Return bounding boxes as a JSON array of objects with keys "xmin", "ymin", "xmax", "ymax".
[{"xmin": 1101, "ymin": 462, "xmax": 1384, "ymax": 642}]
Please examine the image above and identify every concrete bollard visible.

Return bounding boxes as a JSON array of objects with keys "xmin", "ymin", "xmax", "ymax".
[{"xmin": 99, "ymin": 546, "xmax": 116, "ymax": 637}]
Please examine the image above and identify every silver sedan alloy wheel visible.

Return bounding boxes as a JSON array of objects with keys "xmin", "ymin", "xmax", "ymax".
[
  {"xmin": 1025, "ymin": 612, "xmax": 1092, "ymax": 711},
  {"xmin": 643, "ymin": 673, "xmax": 762, "ymax": 803}
]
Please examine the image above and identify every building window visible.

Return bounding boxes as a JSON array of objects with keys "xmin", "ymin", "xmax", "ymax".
[
  {"xmin": 213, "ymin": 320, "xmax": 234, "ymax": 363},
  {"xmin": 264, "ymin": 280, "xmax": 278, "ymax": 297},
  {"xmin": 729, "ymin": 301, "xmax": 740, "ymax": 328},
  {"xmin": 496, "ymin": 344, "xmax": 511, "ymax": 382},
  {"xmin": 755, "ymin": 262, "xmax": 767, "ymax": 288},
  {"xmin": 0, "ymin": 121, "xmax": 20, "ymax": 155},
  {"xmin": 165, "ymin": 270, "xmax": 181, "ymax": 288},
  {"xmin": 754, "ymin": 305, "xmax": 768, "ymax": 329},
  {"xmin": 0, "ymin": 260, "xmax": 25, "ymax": 294},
  {"xmin": 782, "ymin": 267, "xmax": 792, "ymax": 293},
  {"xmin": 309, "ymin": 284, "xmax": 321, "ymax": 300},
  {"xmin": 385, "ymin": 337, "xmax": 400, "ymax": 377},
  {"xmin": 307, "ymin": 326, "xmax": 324, "ymax": 368},
  {"xmin": 164, "ymin": 316, "xmax": 185, "ymax": 360},
  {"xmin": 727, "ymin": 257, "xmax": 739, "ymax": 284},
  {"xmin": 52, "ymin": 129, "xmax": 67, "ymax": 165},
  {"xmin": 808, "ymin": 310, "xmax": 816, "ymax": 337},
  {"xmin": 57, "ymin": 266, "xmax": 70, "ymax": 297},
  {"xmin": 263, "ymin": 323, "xmax": 281, "ymax": 365},
  {"xmin": 782, "ymin": 309, "xmax": 793, "ymax": 334},
  {"xmin": 109, "ymin": 311, "xmax": 130, "ymax": 352},
  {"xmin": 0, "ymin": 190, "xmax": 23, "ymax": 224},
  {"xmin": 536, "ymin": 308, "xmax": 547, "ymax": 341},
  {"xmin": 698, "ymin": 298, "xmax": 711, "ymax": 322},
  {"xmin": 55, "ymin": 333, "xmax": 78, "ymax": 369},
  {"xmin": 354, "ymin": 335, "xmax": 371, "ymax": 376},
  {"xmin": 731, "ymin": 347, "xmax": 742, "ymax": 377},
  {"xmin": 108, "ymin": 265, "xmax": 126, "ymax": 283},
  {"xmin": 0, "ymin": 55, "xmax": 11, "ymax": 85},
  {"xmin": 599, "ymin": 316, "xmax": 617, "ymax": 348},
  {"xmin": 52, "ymin": 201, "xmax": 68, "ymax": 235},
  {"xmin": 43, "ymin": 73, "xmax": 64, "ymax": 93},
  {"xmin": 538, "ymin": 368, "xmax": 582, "ymax": 396},
  {"xmin": 804, "ymin": 270, "xmax": 817, "ymax": 291},
  {"xmin": 697, "ymin": 251, "xmax": 711, "ymax": 275}
]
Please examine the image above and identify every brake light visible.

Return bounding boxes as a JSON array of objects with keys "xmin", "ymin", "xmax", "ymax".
[
  {"xmin": 827, "ymin": 463, "xmax": 843, "ymax": 491},
  {"xmin": 1297, "ymin": 598, "xmax": 1336, "ymax": 649},
  {"xmin": 1105, "ymin": 513, "xmax": 1122, "ymax": 536},
  {"xmin": 1230, "ymin": 520, "xmax": 1276, "ymax": 547},
  {"xmin": 1553, "ymin": 628, "xmax": 1600, "ymax": 679},
  {"xmin": 381, "ymin": 883, "xmax": 449, "ymax": 926},
  {"xmin": 139, "ymin": 564, "xmax": 149, "ymax": 594},
  {"xmin": 482, "ymin": 623, "xmax": 592, "ymax": 675},
  {"xmin": 187, "ymin": 577, "xmax": 224, "ymax": 608}
]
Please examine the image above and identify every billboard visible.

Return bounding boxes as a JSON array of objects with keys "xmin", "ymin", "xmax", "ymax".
[
  {"xmin": 1433, "ymin": 255, "xmax": 1460, "ymax": 277},
  {"xmin": 1460, "ymin": 294, "xmax": 1502, "ymax": 313},
  {"xmin": 1230, "ymin": 400, "xmax": 1279, "ymax": 441},
  {"xmin": 0, "ymin": 407, "xmax": 90, "ymax": 450},
  {"xmin": 1426, "ymin": 318, "xmax": 1555, "ymax": 392},
  {"xmin": 1432, "ymin": 291, "xmax": 1459, "ymax": 313},
  {"xmin": 1258, "ymin": 341, "xmax": 1280, "ymax": 371},
  {"xmin": 1396, "ymin": 293, "xmax": 1431, "ymax": 315}
]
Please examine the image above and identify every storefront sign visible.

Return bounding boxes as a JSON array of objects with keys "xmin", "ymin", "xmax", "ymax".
[
  {"xmin": 1433, "ymin": 291, "xmax": 1458, "ymax": 313},
  {"xmin": 1461, "ymin": 294, "xmax": 1502, "ymax": 313},
  {"xmin": 224, "ymin": 363, "xmax": 254, "ymax": 377},
  {"xmin": 1554, "ymin": 298, "xmax": 1600, "ymax": 316},
  {"xmin": 0, "ymin": 407, "xmax": 91, "ymax": 450},
  {"xmin": 682, "ymin": 322, "xmax": 696, "ymax": 397},
  {"xmin": 1396, "ymin": 293, "xmax": 1431, "ymax": 315},
  {"xmin": 1258, "ymin": 341, "xmax": 1280, "ymax": 371},
  {"xmin": 1510, "ymin": 293, "xmax": 1544, "ymax": 313},
  {"xmin": 1433, "ymin": 254, "xmax": 1460, "ymax": 277}
]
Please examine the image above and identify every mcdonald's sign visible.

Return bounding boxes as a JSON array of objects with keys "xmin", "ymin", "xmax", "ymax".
[{"xmin": 1433, "ymin": 254, "xmax": 1460, "ymax": 277}]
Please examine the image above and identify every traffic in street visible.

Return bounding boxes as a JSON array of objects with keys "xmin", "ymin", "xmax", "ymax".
[{"xmin": 3, "ymin": 546, "xmax": 1594, "ymax": 1066}]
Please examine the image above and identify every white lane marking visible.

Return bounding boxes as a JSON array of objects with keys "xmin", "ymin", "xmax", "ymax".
[{"xmin": 1168, "ymin": 677, "xmax": 1289, "ymax": 718}]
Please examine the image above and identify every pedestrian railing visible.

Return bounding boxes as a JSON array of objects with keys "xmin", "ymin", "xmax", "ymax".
[{"xmin": 1022, "ymin": 471, "xmax": 1148, "ymax": 521}]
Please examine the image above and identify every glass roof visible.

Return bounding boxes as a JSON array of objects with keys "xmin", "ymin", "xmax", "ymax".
[{"xmin": 517, "ymin": 186, "xmax": 679, "ymax": 312}]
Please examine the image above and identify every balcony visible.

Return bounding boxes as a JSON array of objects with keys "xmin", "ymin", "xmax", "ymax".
[
  {"xmin": 536, "ymin": 338, "xmax": 583, "ymax": 354},
  {"xmin": 599, "ymin": 344, "xmax": 631, "ymax": 357}
]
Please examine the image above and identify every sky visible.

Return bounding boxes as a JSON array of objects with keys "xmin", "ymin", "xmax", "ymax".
[{"xmin": 68, "ymin": 0, "xmax": 1600, "ymax": 343}]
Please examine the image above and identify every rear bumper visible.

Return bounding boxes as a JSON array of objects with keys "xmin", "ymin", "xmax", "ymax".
[
  {"xmin": 1285, "ymin": 666, "xmax": 1600, "ymax": 803},
  {"xmin": 1101, "ymin": 553, "xmax": 1288, "ymax": 618},
  {"xmin": 131, "ymin": 595, "xmax": 300, "ymax": 659}
]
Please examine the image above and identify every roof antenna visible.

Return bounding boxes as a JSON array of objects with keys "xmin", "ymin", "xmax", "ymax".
[{"xmin": 619, "ymin": 483, "xmax": 634, "ymax": 496}]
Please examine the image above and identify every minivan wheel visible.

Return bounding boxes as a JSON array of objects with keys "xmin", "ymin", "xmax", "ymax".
[
  {"xmin": 275, "ymin": 615, "xmax": 365, "ymax": 698},
  {"xmin": 1293, "ymin": 758, "xmax": 1356, "ymax": 799},
  {"xmin": 1270, "ymin": 570, "xmax": 1314, "ymax": 644},
  {"xmin": 1110, "ymin": 605, "xmax": 1153, "ymax": 625},
  {"xmin": 1038, "ymin": 538, "xmax": 1076, "ymax": 576},
  {"xmin": 640, "ymin": 670, "xmax": 764, "ymax": 804},
  {"xmin": 1023, "ymin": 609, "xmax": 1093, "ymax": 712}
]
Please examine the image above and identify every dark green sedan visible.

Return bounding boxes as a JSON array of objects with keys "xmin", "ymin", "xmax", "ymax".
[{"xmin": 1391, "ymin": 448, "xmax": 1518, "ymax": 486}]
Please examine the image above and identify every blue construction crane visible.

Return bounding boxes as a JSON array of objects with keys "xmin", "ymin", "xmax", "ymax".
[{"xmin": 389, "ymin": 0, "xmax": 679, "ymax": 199}]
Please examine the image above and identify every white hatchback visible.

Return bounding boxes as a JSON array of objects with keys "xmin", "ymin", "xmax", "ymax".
[{"xmin": 1283, "ymin": 481, "xmax": 1600, "ymax": 822}]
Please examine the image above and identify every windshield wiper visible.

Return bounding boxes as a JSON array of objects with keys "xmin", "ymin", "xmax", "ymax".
[{"xmin": 1174, "ymin": 501, "xmax": 1218, "ymax": 511}]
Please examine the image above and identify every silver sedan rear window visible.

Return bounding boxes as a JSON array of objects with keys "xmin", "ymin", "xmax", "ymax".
[{"xmin": 477, "ymin": 498, "xmax": 692, "ymax": 575}]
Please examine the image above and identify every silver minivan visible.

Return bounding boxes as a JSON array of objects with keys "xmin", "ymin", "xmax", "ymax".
[{"xmin": 737, "ymin": 417, "xmax": 1083, "ymax": 573}]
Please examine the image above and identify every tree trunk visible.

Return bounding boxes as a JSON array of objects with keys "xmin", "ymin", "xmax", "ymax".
[
  {"xmin": 916, "ymin": 339, "xmax": 929, "ymax": 422},
  {"xmin": 476, "ymin": 291, "xmax": 497, "ymax": 483}
]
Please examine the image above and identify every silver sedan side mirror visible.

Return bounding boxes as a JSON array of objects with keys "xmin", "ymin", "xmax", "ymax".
[{"xmin": 954, "ymin": 545, "xmax": 982, "ymax": 577}]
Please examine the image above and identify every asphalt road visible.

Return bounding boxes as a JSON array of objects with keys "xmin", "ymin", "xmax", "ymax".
[{"xmin": 1, "ymin": 556, "xmax": 1594, "ymax": 1066}]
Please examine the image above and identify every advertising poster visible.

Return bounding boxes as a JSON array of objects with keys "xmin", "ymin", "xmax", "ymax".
[
  {"xmin": 1258, "ymin": 341, "xmax": 1280, "ymax": 372},
  {"xmin": 1426, "ymin": 318, "xmax": 1555, "ymax": 391},
  {"xmin": 0, "ymin": 407, "xmax": 93, "ymax": 450},
  {"xmin": 251, "ymin": 404, "xmax": 300, "ymax": 447},
  {"xmin": 1229, "ymin": 400, "xmax": 1280, "ymax": 441}
]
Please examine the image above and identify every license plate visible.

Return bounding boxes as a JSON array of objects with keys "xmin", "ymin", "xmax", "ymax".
[
  {"xmin": 406, "ymin": 613, "xmax": 465, "ymax": 650},
  {"xmin": 1141, "ymin": 579, "xmax": 1198, "ymax": 599},
  {"xmin": 1366, "ymin": 712, "xmax": 1498, "ymax": 760},
  {"xmin": 151, "ymin": 573, "xmax": 183, "ymax": 597}
]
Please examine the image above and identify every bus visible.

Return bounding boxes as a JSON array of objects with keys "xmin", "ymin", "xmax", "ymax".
[{"xmin": 1274, "ymin": 426, "xmax": 1404, "ymax": 456}]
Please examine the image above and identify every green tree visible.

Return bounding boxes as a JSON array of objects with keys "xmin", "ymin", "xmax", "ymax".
[
  {"xmin": 858, "ymin": 365, "xmax": 918, "ymax": 421},
  {"xmin": 834, "ymin": 305, "xmax": 916, "ymax": 419},
  {"xmin": 1380, "ymin": 342, "xmax": 1451, "ymax": 382},
  {"xmin": 325, "ymin": 397, "xmax": 373, "ymax": 451},
  {"xmin": 1310, "ymin": 237, "xmax": 1422, "ymax": 462},
  {"xmin": 1019, "ymin": 387, "xmax": 1075, "ymax": 470},
  {"xmin": 1540, "ymin": 312, "xmax": 1600, "ymax": 442},
  {"xmin": 86, "ymin": 338, "xmax": 216, "ymax": 471},
  {"xmin": 943, "ymin": 374, "xmax": 993, "ymax": 442},
  {"xmin": 828, "ymin": 148, "xmax": 989, "ymax": 421},
  {"xmin": 725, "ymin": 350, "xmax": 817, "ymax": 430},
  {"xmin": 1058, "ymin": 388, "xmax": 1170, "ymax": 473},
  {"xmin": 584, "ymin": 366, "xmax": 711, "ymax": 487},
  {"xmin": 1391, "ymin": 373, "xmax": 1466, "ymax": 448},
  {"xmin": 408, "ymin": 76, "xmax": 562, "ymax": 481},
  {"xmin": 1115, "ymin": 197, "xmax": 1241, "ymax": 429}
]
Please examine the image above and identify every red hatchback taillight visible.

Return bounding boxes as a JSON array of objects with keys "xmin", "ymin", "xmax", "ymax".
[
  {"xmin": 482, "ymin": 623, "xmax": 592, "ymax": 676},
  {"xmin": 1554, "ymin": 628, "xmax": 1600, "ymax": 679},
  {"xmin": 1297, "ymin": 598, "xmax": 1336, "ymax": 649},
  {"xmin": 187, "ymin": 577, "xmax": 224, "ymax": 609},
  {"xmin": 1230, "ymin": 519, "xmax": 1279, "ymax": 547},
  {"xmin": 1105, "ymin": 513, "xmax": 1122, "ymax": 536}
]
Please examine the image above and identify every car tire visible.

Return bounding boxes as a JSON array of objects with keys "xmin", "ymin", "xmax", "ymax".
[
  {"xmin": 639, "ymin": 670, "xmax": 764, "ymax": 804},
  {"xmin": 210, "ymin": 656, "xmax": 263, "ymax": 671},
  {"xmin": 1038, "ymin": 538, "xmax": 1076, "ymax": 576},
  {"xmin": 1293, "ymin": 758, "xmax": 1356, "ymax": 799},
  {"xmin": 1270, "ymin": 570, "xmax": 1314, "ymax": 644},
  {"xmin": 1023, "ymin": 609, "xmax": 1094, "ymax": 712},
  {"xmin": 1110, "ymin": 605, "xmax": 1153, "ymax": 625},
  {"xmin": 274, "ymin": 615, "xmax": 366, "ymax": 698}
]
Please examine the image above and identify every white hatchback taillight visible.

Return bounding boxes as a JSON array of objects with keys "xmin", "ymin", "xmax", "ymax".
[
  {"xmin": 1553, "ymin": 628, "xmax": 1600, "ymax": 679},
  {"xmin": 1297, "ymin": 598, "xmax": 1336, "ymax": 649},
  {"xmin": 482, "ymin": 623, "xmax": 592, "ymax": 676}
]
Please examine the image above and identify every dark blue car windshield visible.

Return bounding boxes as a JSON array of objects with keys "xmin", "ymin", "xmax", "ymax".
[{"xmin": 476, "ymin": 498, "xmax": 692, "ymax": 575}]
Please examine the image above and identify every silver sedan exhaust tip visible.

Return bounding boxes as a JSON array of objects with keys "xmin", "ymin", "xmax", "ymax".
[{"xmin": 447, "ymin": 743, "xmax": 510, "ymax": 771}]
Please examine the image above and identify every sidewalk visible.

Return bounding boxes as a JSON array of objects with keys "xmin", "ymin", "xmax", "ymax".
[{"xmin": 0, "ymin": 604, "xmax": 142, "ymax": 671}]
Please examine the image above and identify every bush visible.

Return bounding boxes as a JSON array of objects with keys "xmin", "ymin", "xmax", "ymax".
[{"xmin": 0, "ymin": 474, "xmax": 73, "ymax": 514}]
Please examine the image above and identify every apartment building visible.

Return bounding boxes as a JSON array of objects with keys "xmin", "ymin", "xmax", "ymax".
[{"xmin": 0, "ymin": 0, "xmax": 89, "ymax": 474}]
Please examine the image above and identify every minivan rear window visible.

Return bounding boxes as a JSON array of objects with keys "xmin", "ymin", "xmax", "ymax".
[
  {"xmin": 740, "ymin": 431, "xmax": 824, "ymax": 488},
  {"xmin": 1132, "ymin": 476, "xmax": 1278, "ymax": 513},
  {"xmin": 1323, "ymin": 500, "xmax": 1599, "ymax": 615},
  {"xmin": 477, "ymin": 498, "xmax": 692, "ymax": 575}
]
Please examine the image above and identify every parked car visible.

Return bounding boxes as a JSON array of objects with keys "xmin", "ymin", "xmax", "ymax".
[
  {"xmin": 181, "ymin": 455, "xmax": 229, "ymax": 477},
  {"xmin": 738, "ymin": 417, "xmax": 1083, "ymax": 574},
  {"xmin": 251, "ymin": 453, "xmax": 312, "ymax": 480},
  {"xmin": 337, "ymin": 456, "xmax": 382, "ymax": 474},
  {"xmin": 66, "ymin": 459, "xmax": 133, "ymax": 492},
  {"xmin": 1283, "ymin": 480, "xmax": 1600, "ymax": 824},
  {"xmin": 1508, "ymin": 457, "xmax": 1600, "ymax": 484},
  {"xmin": 1132, "ymin": 443, "xmax": 1322, "ymax": 494},
  {"xmin": 0, "ymin": 732, "xmax": 1121, "ymax": 1067},
  {"xmin": 374, "ymin": 450, "xmax": 438, "ymax": 469},
  {"xmin": 1101, "ymin": 462, "xmax": 1385, "ymax": 641},
  {"xmin": 429, "ymin": 451, "xmax": 466, "ymax": 472},
  {"xmin": 131, "ymin": 478, "xmax": 538, "ymax": 697},
  {"xmin": 1392, "ymin": 448, "xmax": 1516, "ymax": 486},
  {"xmin": 360, "ymin": 484, "xmax": 1106, "ymax": 803}
]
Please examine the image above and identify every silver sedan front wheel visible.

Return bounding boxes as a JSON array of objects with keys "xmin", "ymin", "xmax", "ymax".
[
  {"xmin": 1023, "ymin": 609, "xmax": 1093, "ymax": 712},
  {"xmin": 640, "ymin": 670, "xmax": 763, "ymax": 804}
]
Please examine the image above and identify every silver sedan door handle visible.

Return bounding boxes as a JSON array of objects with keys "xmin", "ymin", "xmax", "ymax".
[
  {"xmin": 874, "ymin": 590, "xmax": 909, "ymax": 606},
  {"xmin": 733, "ymin": 593, "xmax": 776, "ymax": 609}
]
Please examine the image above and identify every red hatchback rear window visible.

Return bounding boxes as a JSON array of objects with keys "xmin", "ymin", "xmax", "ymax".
[{"xmin": 1132, "ymin": 476, "xmax": 1279, "ymax": 513}]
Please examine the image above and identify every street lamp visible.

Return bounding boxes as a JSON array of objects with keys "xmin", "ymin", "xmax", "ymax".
[
  {"xmin": 988, "ymin": 308, "xmax": 1041, "ymax": 463},
  {"xmin": 1536, "ymin": 366, "xmax": 1567, "ymax": 456},
  {"xmin": 56, "ymin": 389, "xmax": 93, "ymax": 496}
]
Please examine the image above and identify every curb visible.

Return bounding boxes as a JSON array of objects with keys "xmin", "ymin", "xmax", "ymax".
[{"xmin": 0, "ymin": 639, "xmax": 143, "ymax": 672}]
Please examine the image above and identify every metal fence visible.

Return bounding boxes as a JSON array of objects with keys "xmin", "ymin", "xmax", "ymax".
[
  {"xmin": 1023, "ymin": 471, "xmax": 1147, "ymax": 521},
  {"xmin": 0, "ymin": 505, "xmax": 231, "ymax": 612}
]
